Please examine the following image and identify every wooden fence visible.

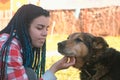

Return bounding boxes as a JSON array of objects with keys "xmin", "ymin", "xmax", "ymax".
[
  {"xmin": 80, "ymin": 6, "xmax": 120, "ymax": 36},
  {"xmin": 0, "ymin": 10, "xmax": 12, "ymax": 30},
  {"xmin": 49, "ymin": 6, "xmax": 120, "ymax": 36}
]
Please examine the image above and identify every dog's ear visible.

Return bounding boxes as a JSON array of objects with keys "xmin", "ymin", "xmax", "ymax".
[{"xmin": 92, "ymin": 37, "xmax": 109, "ymax": 49}]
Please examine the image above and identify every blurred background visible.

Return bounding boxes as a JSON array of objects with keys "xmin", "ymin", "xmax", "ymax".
[{"xmin": 0, "ymin": 0, "xmax": 120, "ymax": 80}]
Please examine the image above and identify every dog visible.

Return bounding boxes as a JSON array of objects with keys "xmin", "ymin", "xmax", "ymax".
[{"xmin": 57, "ymin": 32, "xmax": 120, "ymax": 80}]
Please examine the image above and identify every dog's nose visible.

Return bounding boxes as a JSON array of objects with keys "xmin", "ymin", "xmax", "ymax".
[
  {"xmin": 58, "ymin": 42, "xmax": 63, "ymax": 47},
  {"xmin": 58, "ymin": 42, "xmax": 65, "ymax": 48}
]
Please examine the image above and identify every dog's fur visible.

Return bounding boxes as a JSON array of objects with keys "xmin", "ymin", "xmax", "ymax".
[{"xmin": 57, "ymin": 32, "xmax": 120, "ymax": 80}]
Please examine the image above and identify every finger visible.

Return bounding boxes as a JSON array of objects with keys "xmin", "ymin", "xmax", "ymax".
[
  {"xmin": 64, "ymin": 57, "xmax": 75, "ymax": 67},
  {"xmin": 62, "ymin": 56, "xmax": 69, "ymax": 62},
  {"xmin": 67, "ymin": 57, "xmax": 76, "ymax": 65},
  {"xmin": 69, "ymin": 57, "xmax": 76, "ymax": 63}
]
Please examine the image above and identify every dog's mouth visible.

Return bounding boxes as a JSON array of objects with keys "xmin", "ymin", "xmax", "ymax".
[
  {"xmin": 57, "ymin": 42, "xmax": 76, "ymax": 56},
  {"xmin": 58, "ymin": 50, "xmax": 75, "ymax": 57}
]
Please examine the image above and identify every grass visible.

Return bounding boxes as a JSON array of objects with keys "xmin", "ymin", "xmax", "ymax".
[{"xmin": 45, "ymin": 34, "xmax": 120, "ymax": 80}]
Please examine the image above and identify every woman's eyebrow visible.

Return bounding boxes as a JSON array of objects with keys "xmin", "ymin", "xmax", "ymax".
[
  {"xmin": 37, "ymin": 24, "xmax": 45, "ymax": 27},
  {"xmin": 37, "ymin": 24, "xmax": 49, "ymax": 28}
]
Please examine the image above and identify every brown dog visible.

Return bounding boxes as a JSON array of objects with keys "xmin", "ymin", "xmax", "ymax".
[{"xmin": 58, "ymin": 32, "xmax": 120, "ymax": 80}]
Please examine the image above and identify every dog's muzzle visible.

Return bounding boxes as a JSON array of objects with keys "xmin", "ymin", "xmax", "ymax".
[{"xmin": 57, "ymin": 41, "xmax": 66, "ymax": 53}]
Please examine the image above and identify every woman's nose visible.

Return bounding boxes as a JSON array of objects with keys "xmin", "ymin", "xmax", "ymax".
[{"xmin": 42, "ymin": 28, "xmax": 47, "ymax": 36}]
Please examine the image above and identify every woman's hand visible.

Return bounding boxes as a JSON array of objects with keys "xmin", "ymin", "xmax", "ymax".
[{"xmin": 49, "ymin": 56, "xmax": 75, "ymax": 73}]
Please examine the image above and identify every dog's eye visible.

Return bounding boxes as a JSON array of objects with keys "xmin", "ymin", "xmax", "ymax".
[
  {"xmin": 67, "ymin": 36, "xmax": 70, "ymax": 39},
  {"xmin": 75, "ymin": 38, "xmax": 82, "ymax": 42}
]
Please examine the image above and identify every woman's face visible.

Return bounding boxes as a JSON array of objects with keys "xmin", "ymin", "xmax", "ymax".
[{"xmin": 29, "ymin": 16, "xmax": 49, "ymax": 48}]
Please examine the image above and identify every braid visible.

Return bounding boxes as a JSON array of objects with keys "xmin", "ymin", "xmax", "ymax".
[
  {"xmin": 41, "ymin": 42, "xmax": 46, "ymax": 75},
  {"xmin": 0, "ymin": 25, "xmax": 16, "ymax": 79},
  {"xmin": 21, "ymin": 25, "xmax": 34, "ymax": 67},
  {"xmin": 32, "ymin": 42, "xmax": 46, "ymax": 78}
]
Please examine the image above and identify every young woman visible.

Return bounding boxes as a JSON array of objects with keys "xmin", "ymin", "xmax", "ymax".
[{"xmin": 0, "ymin": 4, "xmax": 75, "ymax": 80}]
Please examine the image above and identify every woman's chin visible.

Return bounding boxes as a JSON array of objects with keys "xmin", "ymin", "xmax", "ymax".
[{"xmin": 33, "ymin": 44, "xmax": 43, "ymax": 48}]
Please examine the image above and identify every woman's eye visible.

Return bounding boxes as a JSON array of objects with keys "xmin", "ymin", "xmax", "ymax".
[
  {"xmin": 37, "ymin": 27, "xmax": 42, "ymax": 30},
  {"xmin": 75, "ymin": 38, "xmax": 82, "ymax": 42}
]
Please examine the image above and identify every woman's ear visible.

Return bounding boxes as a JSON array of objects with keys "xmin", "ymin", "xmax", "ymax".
[{"xmin": 92, "ymin": 37, "xmax": 109, "ymax": 49}]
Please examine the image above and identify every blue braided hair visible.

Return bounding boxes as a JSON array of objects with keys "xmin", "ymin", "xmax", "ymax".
[{"xmin": 0, "ymin": 4, "xmax": 49, "ymax": 79}]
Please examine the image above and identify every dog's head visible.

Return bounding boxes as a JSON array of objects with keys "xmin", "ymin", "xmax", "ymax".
[{"xmin": 58, "ymin": 32, "xmax": 109, "ymax": 68}]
